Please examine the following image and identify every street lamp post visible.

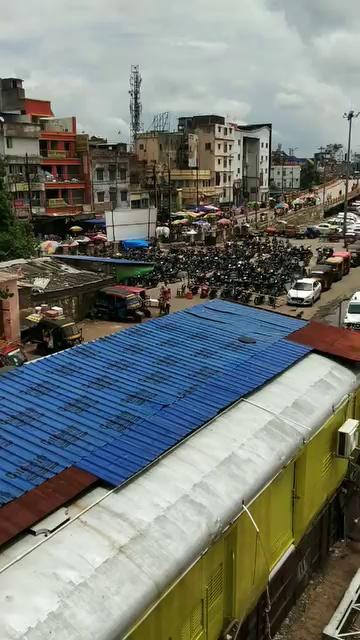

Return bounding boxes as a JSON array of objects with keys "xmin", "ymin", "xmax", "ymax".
[{"xmin": 343, "ymin": 110, "xmax": 360, "ymax": 247}]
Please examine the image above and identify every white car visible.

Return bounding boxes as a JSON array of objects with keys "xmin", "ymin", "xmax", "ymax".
[
  {"xmin": 344, "ymin": 292, "xmax": 360, "ymax": 330},
  {"xmin": 287, "ymin": 278, "xmax": 322, "ymax": 306},
  {"xmin": 315, "ymin": 222, "xmax": 341, "ymax": 236}
]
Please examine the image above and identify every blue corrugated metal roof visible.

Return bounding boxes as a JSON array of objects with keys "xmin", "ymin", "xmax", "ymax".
[
  {"xmin": 0, "ymin": 301, "xmax": 310, "ymax": 506},
  {"xmin": 52, "ymin": 255, "xmax": 153, "ymax": 266}
]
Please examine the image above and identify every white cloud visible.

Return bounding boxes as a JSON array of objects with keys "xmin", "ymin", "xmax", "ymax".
[{"xmin": 0, "ymin": 0, "xmax": 360, "ymax": 154}]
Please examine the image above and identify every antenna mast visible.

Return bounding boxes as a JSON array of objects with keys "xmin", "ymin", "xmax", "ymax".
[{"xmin": 129, "ymin": 65, "xmax": 142, "ymax": 148}]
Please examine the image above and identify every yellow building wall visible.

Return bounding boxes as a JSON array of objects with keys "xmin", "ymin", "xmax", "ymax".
[
  {"xmin": 126, "ymin": 394, "xmax": 357, "ymax": 640},
  {"xmin": 293, "ymin": 399, "xmax": 349, "ymax": 541}
]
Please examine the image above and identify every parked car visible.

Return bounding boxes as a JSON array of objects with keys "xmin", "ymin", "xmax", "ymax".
[
  {"xmin": 315, "ymin": 222, "xmax": 341, "ymax": 236},
  {"xmin": 309, "ymin": 265, "xmax": 334, "ymax": 291},
  {"xmin": 343, "ymin": 292, "xmax": 360, "ymax": 330},
  {"xmin": 287, "ymin": 278, "xmax": 322, "ymax": 306}
]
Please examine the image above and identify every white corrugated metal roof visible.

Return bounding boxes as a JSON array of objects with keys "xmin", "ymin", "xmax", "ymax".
[{"xmin": 0, "ymin": 353, "xmax": 357, "ymax": 640}]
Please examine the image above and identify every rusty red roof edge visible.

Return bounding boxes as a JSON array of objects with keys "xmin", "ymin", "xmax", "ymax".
[
  {"xmin": 288, "ymin": 321, "xmax": 360, "ymax": 362},
  {"xmin": 0, "ymin": 467, "xmax": 98, "ymax": 549}
]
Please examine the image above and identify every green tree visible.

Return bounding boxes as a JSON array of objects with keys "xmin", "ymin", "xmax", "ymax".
[
  {"xmin": 0, "ymin": 163, "xmax": 36, "ymax": 261},
  {"xmin": 300, "ymin": 160, "xmax": 320, "ymax": 190}
]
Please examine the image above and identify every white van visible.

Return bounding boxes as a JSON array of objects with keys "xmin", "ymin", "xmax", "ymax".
[{"xmin": 344, "ymin": 292, "xmax": 360, "ymax": 330}]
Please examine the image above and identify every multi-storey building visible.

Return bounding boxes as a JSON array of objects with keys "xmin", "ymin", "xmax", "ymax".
[
  {"xmin": 0, "ymin": 77, "xmax": 93, "ymax": 222},
  {"xmin": 135, "ymin": 129, "xmax": 223, "ymax": 209},
  {"xmin": 271, "ymin": 163, "xmax": 301, "ymax": 191},
  {"xmin": 231, "ymin": 123, "xmax": 272, "ymax": 205},
  {"xmin": 0, "ymin": 78, "xmax": 47, "ymax": 219},
  {"xmin": 178, "ymin": 115, "xmax": 235, "ymax": 204}
]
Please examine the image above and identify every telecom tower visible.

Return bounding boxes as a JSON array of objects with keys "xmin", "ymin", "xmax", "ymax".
[{"xmin": 129, "ymin": 65, "xmax": 142, "ymax": 148}]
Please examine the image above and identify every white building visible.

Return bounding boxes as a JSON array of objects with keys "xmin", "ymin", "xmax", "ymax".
[
  {"xmin": 230, "ymin": 123, "xmax": 272, "ymax": 205},
  {"xmin": 271, "ymin": 164, "xmax": 301, "ymax": 191}
]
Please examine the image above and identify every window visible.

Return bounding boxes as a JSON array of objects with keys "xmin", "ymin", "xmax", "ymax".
[
  {"xmin": 139, "ymin": 143, "xmax": 144, "ymax": 150},
  {"xmin": 265, "ymin": 168, "xmax": 268, "ymax": 174},
  {"xmin": 261, "ymin": 156, "xmax": 264, "ymax": 162},
  {"xmin": 96, "ymin": 168, "xmax": 104, "ymax": 181},
  {"xmin": 266, "ymin": 142, "xmax": 269, "ymax": 148},
  {"xmin": 229, "ymin": 128, "xmax": 232, "ymax": 134},
  {"xmin": 224, "ymin": 143, "xmax": 227, "ymax": 153},
  {"xmin": 64, "ymin": 142, "xmax": 70, "ymax": 151},
  {"xmin": 6, "ymin": 137, "xmax": 14, "ymax": 149},
  {"xmin": 159, "ymin": 143, "xmax": 163, "ymax": 151},
  {"xmin": 120, "ymin": 190, "xmax": 128, "ymax": 201},
  {"xmin": 217, "ymin": 158, "xmax": 221, "ymax": 165},
  {"xmin": 109, "ymin": 164, "xmax": 116, "ymax": 181},
  {"xmin": 224, "ymin": 127, "xmax": 228, "ymax": 136},
  {"xmin": 223, "ymin": 158, "xmax": 227, "ymax": 168},
  {"xmin": 261, "ymin": 142, "xmax": 264, "ymax": 148},
  {"xmin": 237, "ymin": 168, "xmax": 240, "ymax": 174},
  {"xmin": 238, "ymin": 139, "xmax": 241, "ymax": 146},
  {"xmin": 119, "ymin": 167, "xmax": 127, "ymax": 181},
  {"xmin": 50, "ymin": 141, "xmax": 57, "ymax": 150},
  {"xmin": 205, "ymin": 142, "xmax": 211, "ymax": 151},
  {"xmin": 218, "ymin": 126, "xmax": 221, "ymax": 133},
  {"xmin": 238, "ymin": 153, "xmax": 241, "ymax": 160},
  {"xmin": 229, "ymin": 144, "xmax": 232, "ymax": 151},
  {"xmin": 277, "ymin": 170, "xmax": 281, "ymax": 176},
  {"xmin": 97, "ymin": 191, "xmax": 105, "ymax": 202},
  {"xmin": 218, "ymin": 143, "xmax": 221, "ymax": 151}
]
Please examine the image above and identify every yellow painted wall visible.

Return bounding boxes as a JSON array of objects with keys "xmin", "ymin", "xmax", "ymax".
[{"xmin": 126, "ymin": 393, "xmax": 357, "ymax": 640}]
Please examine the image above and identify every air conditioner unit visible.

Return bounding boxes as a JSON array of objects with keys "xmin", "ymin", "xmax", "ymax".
[{"xmin": 337, "ymin": 419, "xmax": 359, "ymax": 458}]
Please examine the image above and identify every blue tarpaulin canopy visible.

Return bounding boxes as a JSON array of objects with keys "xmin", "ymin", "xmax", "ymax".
[
  {"xmin": 83, "ymin": 218, "xmax": 105, "ymax": 225},
  {"xmin": 122, "ymin": 239, "xmax": 149, "ymax": 249}
]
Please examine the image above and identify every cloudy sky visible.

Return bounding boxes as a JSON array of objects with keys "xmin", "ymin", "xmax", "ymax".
[{"xmin": 1, "ymin": 0, "xmax": 360, "ymax": 156}]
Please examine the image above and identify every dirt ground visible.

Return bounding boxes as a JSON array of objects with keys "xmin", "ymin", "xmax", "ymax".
[{"xmin": 274, "ymin": 542, "xmax": 360, "ymax": 640}]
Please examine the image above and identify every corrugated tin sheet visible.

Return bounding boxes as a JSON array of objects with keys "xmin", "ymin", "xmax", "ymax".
[
  {"xmin": 0, "ymin": 467, "xmax": 97, "ymax": 547},
  {"xmin": 52, "ymin": 255, "xmax": 153, "ymax": 266},
  {"xmin": 0, "ymin": 300, "xmax": 310, "ymax": 507},
  {"xmin": 289, "ymin": 321, "xmax": 360, "ymax": 362}
]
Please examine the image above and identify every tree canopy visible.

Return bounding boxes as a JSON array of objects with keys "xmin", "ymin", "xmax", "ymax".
[
  {"xmin": 300, "ymin": 160, "xmax": 320, "ymax": 190},
  {"xmin": 0, "ymin": 163, "xmax": 36, "ymax": 261}
]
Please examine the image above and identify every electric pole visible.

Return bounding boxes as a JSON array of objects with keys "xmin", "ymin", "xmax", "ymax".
[{"xmin": 343, "ymin": 111, "xmax": 360, "ymax": 247}]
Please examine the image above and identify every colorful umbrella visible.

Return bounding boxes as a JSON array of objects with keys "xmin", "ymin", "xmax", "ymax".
[
  {"xmin": 76, "ymin": 236, "xmax": 91, "ymax": 244},
  {"xmin": 40, "ymin": 240, "xmax": 59, "ymax": 254},
  {"xmin": 69, "ymin": 225, "xmax": 83, "ymax": 233},
  {"xmin": 218, "ymin": 218, "xmax": 231, "ymax": 225},
  {"xmin": 93, "ymin": 233, "xmax": 108, "ymax": 242},
  {"xmin": 171, "ymin": 219, "xmax": 184, "ymax": 225},
  {"xmin": 203, "ymin": 205, "xmax": 220, "ymax": 212},
  {"xmin": 171, "ymin": 211, "xmax": 188, "ymax": 218}
]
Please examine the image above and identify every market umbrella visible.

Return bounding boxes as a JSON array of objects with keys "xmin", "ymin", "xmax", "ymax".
[
  {"xmin": 204, "ymin": 212, "xmax": 219, "ymax": 220},
  {"xmin": 171, "ymin": 211, "xmax": 188, "ymax": 218},
  {"xmin": 93, "ymin": 233, "xmax": 108, "ymax": 242},
  {"xmin": 69, "ymin": 225, "xmax": 83, "ymax": 233},
  {"xmin": 193, "ymin": 220, "xmax": 208, "ymax": 225},
  {"xmin": 40, "ymin": 240, "xmax": 59, "ymax": 254},
  {"xmin": 218, "ymin": 218, "xmax": 231, "ymax": 225},
  {"xmin": 203, "ymin": 205, "xmax": 220, "ymax": 211},
  {"xmin": 76, "ymin": 236, "xmax": 91, "ymax": 244},
  {"xmin": 187, "ymin": 212, "xmax": 203, "ymax": 218},
  {"xmin": 171, "ymin": 219, "xmax": 185, "ymax": 225}
]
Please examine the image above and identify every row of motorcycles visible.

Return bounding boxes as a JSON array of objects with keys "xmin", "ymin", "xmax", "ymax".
[{"xmin": 122, "ymin": 239, "xmax": 313, "ymax": 306}]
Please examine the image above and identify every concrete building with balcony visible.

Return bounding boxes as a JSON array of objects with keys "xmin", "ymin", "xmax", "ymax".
[
  {"xmin": 270, "ymin": 163, "xmax": 301, "ymax": 192},
  {"xmin": 89, "ymin": 139, "xmax": 131, "ymax": 213},
  {"xmin": 35, "ymin": 115, "xmax": 92, "ymax": 218},
  {"xmin": 231, "ymin": 123, "xmax": 272, "ymax": 205},
  {"xmin": 0, "ymin": 120, "xmax": 45, "ymax": 219},
  {"xmin": 178, "ymin": 115, "xmax": 235, "ymax": 204},
  {"xmin": 136, "ymin": 128, "xmax": 223, "ymax": 209}
]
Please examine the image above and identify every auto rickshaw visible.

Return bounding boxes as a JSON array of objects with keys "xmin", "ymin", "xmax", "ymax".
[
  {"xmin": 325, "ymin": 256, "xmax": 344, "ymax": 281},
  {"xmin": 349, "ymin": 242, "xmax": 360, "ymax": 267},
  {"xmin": 111, "ymin": 285, "xmax": 152, "ymax": 317},
  {"xmin": 90, "ymin": 287, "xmax": 145, "ymax": 322},
  {"xmin": 309, "ymin": 265, "xmax": 334, "ymax": 291},
  {"xmin": 0, "ymin": 341, "xmax": 27, "ymax": 369},
  {"xmin": 333, "ymin": 251, "xmax": 351, "ymax": 275},
  {"xmin": 23, "ymin": 316, "xmax": 83, "ymax": 353}
]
